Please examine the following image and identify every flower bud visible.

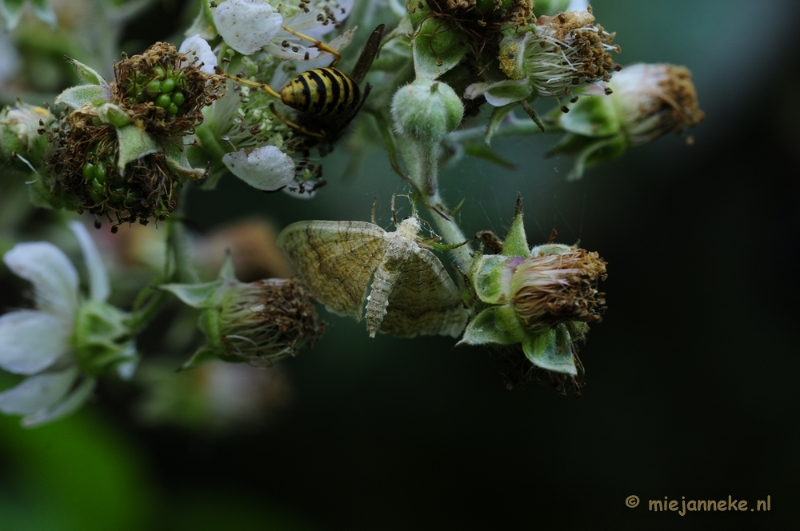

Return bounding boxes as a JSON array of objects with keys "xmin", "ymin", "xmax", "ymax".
[{"xmin": 392, "ymin": 79, "xmax": 464, "ymax": 144}]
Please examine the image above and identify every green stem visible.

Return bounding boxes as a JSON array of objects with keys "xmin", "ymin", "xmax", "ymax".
[
  {"xmin": 446, "ymin": 116, "xmax": 552, "ymax": 145},
  {"xmin": 127, "ymin": 184, "xmax": 196, "ymax": 333}
]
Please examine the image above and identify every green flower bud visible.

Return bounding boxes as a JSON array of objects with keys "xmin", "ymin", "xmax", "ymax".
[{"xmin": 392, "ymin": 79, "xmax": 464, "ymax": 144}]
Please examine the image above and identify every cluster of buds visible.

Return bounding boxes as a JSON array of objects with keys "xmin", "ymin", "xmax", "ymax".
[
  {"xmin": 162, "ymin": 258, "xmax": 325, "ymax": 370},
  {"xmin": 460, "ymin": 198, "xmax": 607, "ymax": 384},
  {"xmin": 42, "ymin": 42, "xmax": 222, "ymax": 230}
]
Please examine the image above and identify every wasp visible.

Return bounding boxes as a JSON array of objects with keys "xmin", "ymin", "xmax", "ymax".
[{"xmin": 223, "ymin": 24, "xmax": 384, "ymax": 155}]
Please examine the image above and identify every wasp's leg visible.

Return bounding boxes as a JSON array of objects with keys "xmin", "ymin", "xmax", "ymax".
[
  {"xmin": 268, "ymin": 102, "xmax": 328, "ymax": 139},
  {"xmin": 216, "ymin": 67, "xmax": 282, "ymax": 99}
]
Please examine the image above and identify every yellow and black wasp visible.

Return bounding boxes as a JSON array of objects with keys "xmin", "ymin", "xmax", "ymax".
[{"xmin": 226, "ymin": 24, "xmax": 385, "ymax": 156}]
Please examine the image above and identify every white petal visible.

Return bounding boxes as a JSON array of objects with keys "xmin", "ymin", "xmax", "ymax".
[
  {"xmin": 223, "ymin": 146, "xmax": 295, "ymax": 191},
  {"xmin": 282, "ymin": 0, "xmax": 353, "ymax": 37},
  {"xmin": 0, "ymin": 310, "xmax": 71, "ymax": 374},
  {"xmin": 4, "ymin": 241, "xmax": 79, "ymax": 320},
  {"xmin": 213, "ymin": 0, "xmax": 283, "ymax": 55},
  {"xmin": 69, "ymin": 221, "xmax": 109, "ymax": 303},
  {"xmin": 22, "ymin": 377, "xmax": 96, "ymax": 427},
  {"xmin": 179, "ymin": 34, "xmax": 217, "ymax": 74},
  {"xmin": 0, "ymin": 366, "xmax": 79, "ymax": 415}
]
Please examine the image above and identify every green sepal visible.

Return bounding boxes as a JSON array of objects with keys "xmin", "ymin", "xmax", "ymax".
[
  {"xmin": 522, "ymin": 324, "xmax": 577, "ymax": 375},
  {"xmin": 72, "ymin": 300, "xmax": 139, "ymax": 378},
  {"xmin": 497, "ymin": 31, "xmax": 527, "ymax": 80},
  {"xmin": 98, "ymin": 103, "xmax": 132, "ymax": 128},
  {"xmin": 458, "ymin": 305, "xmax": 526, "ymax": 346},
  {"xmin": 502, "ymin": 205, "xmax": 530, "ymax": 258},
  {"xmin": 412, "ymin": 18, "xmax": 468, "ymax": 79},
  {"xmin": 407, "ymin": 0, "xmax": 431, "ymax": 28},
  {"xmin": 116, "ymin": 124, "xmax": 159, "ymax": 172},
  {"xmin": 485, "ymin": 103, "xmax": 517, "ymax": 145},
  {"xmin": 164, "ymin": 140, "xmax": 207, "ymax": 180},
  {"xmin": 549, "ymin": 133, "xmax": 628, "ymax": 181},
  {"xmin": 469, "ymin": 254, "xmax": 515, "ymax": 304},
  {"xmin": 557, "ymin": 94, "xmax": 621, "ymax": 138},
  {"xmin": 55, "ymin": 85, "xmax": 112, "ymax": 109},
  {"xmin": 466, "ymin": 79, "xmax": 532, "ymax": 107},
  {"xmin": 160, "ymin": 279, "xmax": 224, "ymax": 309},
  {"xmin": 179, "ymin": 345, "xmax": 222, "ymax": 371},
  {"xmin": 64, "ymin": 57, "xmax": 109, "ymax": 86}
]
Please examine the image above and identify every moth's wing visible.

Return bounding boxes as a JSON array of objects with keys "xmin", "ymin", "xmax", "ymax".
[
  {"xmin": 379, "ymin": 248, "xmax": 467, "ymax": 338},
  {"xmin": 277, "ymin": 221, "xmax": 387, "ymax": 320}
]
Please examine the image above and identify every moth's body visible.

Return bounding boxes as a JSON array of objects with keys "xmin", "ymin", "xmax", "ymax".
[
  {"xmin": 277, "ymin": 216, "xmax": 466, "ymax": 338},
  {"xmin": 364, "ymin": 218, "xmax": 422, "ymax": 337}
]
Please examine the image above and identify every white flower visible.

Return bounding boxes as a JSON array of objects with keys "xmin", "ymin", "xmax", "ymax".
[
  {"xmin": 213, "ymin": 0, "xmax": 283, "ymax": 55},
  {"xmin": 0, "ymin": 222, "xmax": 137, "ymax": 427},
  {"xmin": 222, "ymin": 145, "xmax": 296, "ymax": 191},
  {"xmin": 266, "ymin": 0, "xmax": 353, "ymax": 62},
  {"xmin": 213, "ymin": 0, "xmax": 353, "ymax": 62},
  {"xmin": 179, "ymin": 34, "xmax": 217, "ymax": 74}
]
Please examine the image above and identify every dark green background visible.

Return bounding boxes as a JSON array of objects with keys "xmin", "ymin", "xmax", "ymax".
[{"xmin": 1, "ymin": 0, "xmax": 798, "ymax": 529}]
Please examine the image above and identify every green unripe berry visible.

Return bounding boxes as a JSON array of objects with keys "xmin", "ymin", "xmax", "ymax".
[
  {"xmin": 82, "ymin": 162, "xmax": 95, "ymax": 181},
  {"xmin": 153, "ymin": 66, "xmax": 166, "ymax": 79},
  {"xmin": 171, "ymin": 91, "xmax": 185, "ymax": 106},
  {"xmin": 161, "ymin": 77, "xmax": 176, "ymax": 94},
  {"xmin": 146, "ymin": 80, "xmax": 162, "ymax": 97},
  {"xmin": 155, "ymin": 94, "xmax": 171, "ymax": 109},
  {"xmin": 95, "ymin": 161, "xmax": 107, "ymax": 182},
  {"xmin": 90, "ymin": 177, "xmax": 105, "ymax": 192},
  {"xmin": 166, "ymin": 103, "xmax": 179, "ymax": 116}
]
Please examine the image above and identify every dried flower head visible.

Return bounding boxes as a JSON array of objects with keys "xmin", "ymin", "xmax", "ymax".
[
  {"xmin": 499, "ymin": 9, "xmax": 619, "ymax": 98},
  {"xmin": 460, "ymin": 198, "xmax": 607, "ymax": 378},
  {"xmin": 511, "ymin": 246, "xmax": 607, "ymax": 332},
  {"xmin": 215, "ymin": 277, "xmax": 325, "ymax": 365},
  {"xmin": 162, "ymin": 261, "xmax": 325, "ymax": 369},
  {"xmin": 610, "ymin": 63, "xmax": 705, "ymax": 146},
  {"xmin": 45, "ymin": 43, "xmax": 223, "ymax": 229}
]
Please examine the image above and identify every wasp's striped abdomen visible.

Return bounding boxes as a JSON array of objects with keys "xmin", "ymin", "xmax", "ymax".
[{"xmin": 280, "ymin": 67, "xmax": 360, "ymax": 117}]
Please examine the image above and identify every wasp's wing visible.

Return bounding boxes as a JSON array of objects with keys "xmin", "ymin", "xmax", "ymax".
[
  {"xmin": 379, "ymin": 247, "xmax": 467, "ymax": 338},
  {"xmin": 349, "ymin": 24, "xmax": 385, "ymax": 85},
  {"xmin": 277, "ymin": 220, "xmax": 388, "ymax": 320}
]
